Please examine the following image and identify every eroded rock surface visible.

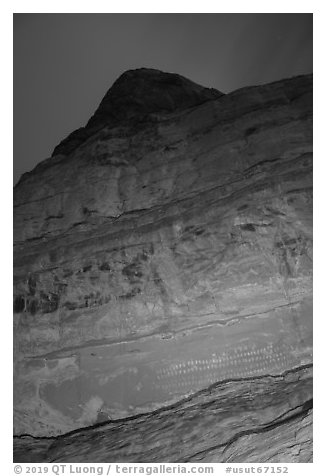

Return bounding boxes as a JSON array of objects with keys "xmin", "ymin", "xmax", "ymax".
[
  {"xmin": 14, "ymin": 365, "xmax": 312, "ymax": 463},
  {"xmin": 13, "ymin": 69, "xmax": 312, "ymax": 461}
]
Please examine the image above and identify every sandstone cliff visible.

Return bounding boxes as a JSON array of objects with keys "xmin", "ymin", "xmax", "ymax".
[{"xmin": 13, "ymin": 69, "xmax": 313, "ymax": 462}]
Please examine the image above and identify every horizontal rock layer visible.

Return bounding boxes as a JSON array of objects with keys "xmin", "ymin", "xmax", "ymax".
[
  {"xmin": 14, "ymin": 365, "xmax": 313, "ymax": 463},
  {"xmin": 13, "ymin": 69, "xmax": 312, "ymax": 462}
]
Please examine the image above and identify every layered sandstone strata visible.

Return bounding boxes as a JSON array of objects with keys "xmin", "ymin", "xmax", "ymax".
[
  {"xmin": 13, "ymin": 69, "xmax": 312, "ymax": 462},
  {"xmin": 14, "ymin": 365, "xmax": 312, "ymax": 463}
]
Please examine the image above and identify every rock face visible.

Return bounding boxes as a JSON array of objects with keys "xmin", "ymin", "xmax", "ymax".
[
  {"xmin": 14, "ymin": 365, "xmax": 313, "ymax": 463},
  {"xmin": 13, "ymin": 69, "xmax": 312, "ymax": 462},
  {"xmin": 52, "ymin": 68, "xmax": 223, "ymax": 157}
]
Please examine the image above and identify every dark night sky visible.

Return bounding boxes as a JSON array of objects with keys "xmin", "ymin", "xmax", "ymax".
[{"xmin": 13, "ymin": 13, "xmax": 313, "ymax": 185}]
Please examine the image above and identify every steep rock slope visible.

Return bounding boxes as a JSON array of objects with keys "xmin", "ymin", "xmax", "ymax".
[
  {"xmin": 13, "ymin": 69, "xmax": 312, "ymax": 461},
  {"xmin": 51, "ymin": 68, "xmax": 223, "ymax": 157}
]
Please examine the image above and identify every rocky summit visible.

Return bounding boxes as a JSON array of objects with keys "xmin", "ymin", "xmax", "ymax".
[{"xmin": 13, "ymin": 68, "xmax": 313, "ymax": 463}]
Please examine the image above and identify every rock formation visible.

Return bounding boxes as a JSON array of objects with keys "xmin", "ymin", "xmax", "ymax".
[{"xmin": 13, "ymin": 68, "xmax": 313, "ymax": 462}]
